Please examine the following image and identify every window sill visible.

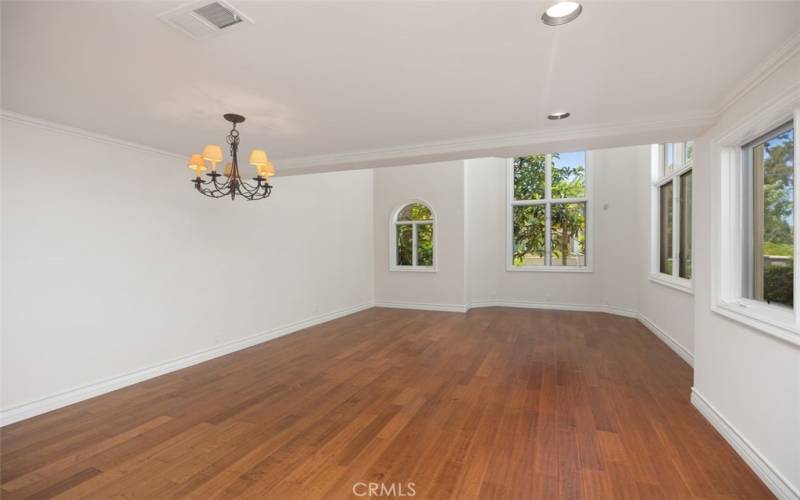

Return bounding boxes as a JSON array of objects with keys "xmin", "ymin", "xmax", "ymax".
[
  {"xmin": 390, "ymin": 266, "xmax": 437, "ymax": 273},
  {"xmin": 506, "ymin": 266, "xmax": 593, "ymax": 273},
  {"xmin": 649, "ymin": 273, "xmax": 693, "ymax": 295},
  {"xmin": 713, "ymin": 300, "xmax": 800, "ymax": 348}
]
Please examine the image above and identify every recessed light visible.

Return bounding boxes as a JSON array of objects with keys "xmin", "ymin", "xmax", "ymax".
[
  {"xmin": 547, "ymin": 112, "xmax": 571, "ymax": 120},
  {"xmin": 541, "ymin": 1, "xmax": 582, "ymax": 26}
]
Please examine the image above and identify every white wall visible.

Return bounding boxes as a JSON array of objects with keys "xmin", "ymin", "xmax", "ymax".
[
  {"xmin": 692, "ymin": 50, "xmax": 800, "ymax": 497},
  {"xmin": 373, "ymin": 161, "xmax": 466, "ymax": 310},
  {"xmin": 1, "ymin": 116, "xmax": 374, "ymax": 418},
  {"xmin": 466, "ymin": 147, "xmax": 644, "ymax": 315}
]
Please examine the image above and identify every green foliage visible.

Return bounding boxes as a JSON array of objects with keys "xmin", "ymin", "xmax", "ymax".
[
  {"xmin": 764, "ymin": 241, "xmax": 793, "ymax": 257},
  {"xmin": 417, "ymin": 223, "xmax": 433, "ymax": 266},
  {"xmin": 396, "ymin": 225, "xmax": 412, "ymax": 265},
  {"xmin": 764, "ymin": 262, "xmax": 793, "ymax": 307},
  {"xmin": 762, "ymin": 131, "xmax": 794, "ymax": 249},
  {"xmin": 398, "ymin": 203, "xmax": 432, "ymax": 221},
  {"xmin": 512, "ymin": 205, "xmax": 545, "ymax": 266},
  {"xmin": 512, "ymin": 154, "xmax": 586, "ymax": 266},
  {"xmin": 551, "ymin": 161, "xmax": 586, "ymax": 199},
  {"xmin": 513, "ymin": 155, "xmax": 546, "ymax": 200},
  {"xmin": 551, "ymin": 203, "xmax": 586, "ymax": 265}
]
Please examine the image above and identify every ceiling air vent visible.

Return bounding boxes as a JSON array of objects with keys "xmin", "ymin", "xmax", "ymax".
[
  {"xmin": 159, "ymin": 1, "xmax": 252, "ymax": 39},
  {"xmin": 194, "ymin": 2, "xmax": 242, "ymax": 29}
]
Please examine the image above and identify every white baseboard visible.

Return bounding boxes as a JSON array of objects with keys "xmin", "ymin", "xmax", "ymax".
[
  {"xmin": 375, "ymin": 300, "xmax": 468, "ymax": 313},
  {"xmin": 376, "ymin": 299, "xmax": 640, "ymax": 318},
  {"xmin": 468, "ymin": 298, "xmax": 639, "ymax": 318},
  {"xmin": 691, "ymin": 389, "xmax": 799, "ymax": 500},
  {"xmin": 637, "ymin": 313, "xmax": 694, "ymax": 367},
  {"xmin": 0, "ymin": 302, "xmax": 374, "ymax": 427}
]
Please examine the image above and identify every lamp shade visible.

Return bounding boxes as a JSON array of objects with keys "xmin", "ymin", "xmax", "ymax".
[
  {"xmin": 202, "ymin": 145, "xmax": 223, "ymax": 163},
  {"xmin": 249, "ymin": 149, "xmax": 268, "ymax": 167},
  {"xmin": 223, "ymin": 162, "xmax": 233, "ymax": 177},
  {"xmin": 258, "ymin": 161, "xmax": 275, "ymax": 178},
  {"xmin": 187, "ymin": 153, "xmax": 205, "ymax": 169}
]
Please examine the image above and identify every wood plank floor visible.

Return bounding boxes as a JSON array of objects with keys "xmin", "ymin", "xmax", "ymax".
[{"xmin": 1, "ymin": 307, "xmax": 772, "ymax": 499}]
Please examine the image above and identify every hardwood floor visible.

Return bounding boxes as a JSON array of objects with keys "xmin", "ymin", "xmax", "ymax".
[{"xmin": 1, "ymin": 307, "xmax": 772, "ymax": 499}]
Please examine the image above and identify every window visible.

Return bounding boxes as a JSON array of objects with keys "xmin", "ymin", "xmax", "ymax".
[
  {"xmin": 743, "ymin": 122, "xmax": 794, "ymax": 307},
  {"xmin": 715, "ymin": 109, "xmax": 800, "ymax": 347},
  {"xmin": 507, "ymin": 152, "xmax": 590, "ymax": 271},
  {"xmin": 390, "ymin": 201, "xmax": 435, "ymax": 271},
  {"xmin": 651, "ymin": 141, "xmax": 693, "ymax": 291}
]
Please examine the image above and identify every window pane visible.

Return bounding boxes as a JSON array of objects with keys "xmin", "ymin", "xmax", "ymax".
[
  {"xmin": 513, "ymin": 155, "xmax": 546, "ymax": 200},
  {"xmin": 397, "ymin": 203, "xmax": 432, "ymax": 221},
  {"xmin": 679, "ymin": 171, "xmax": 692, "ymax": 279},
  {"xmin": 659, "ymin": 181, "xmax": 673, "ymax": 274},
  {"xmin": 754, "ymin": 126, "xmax": 794, "ymax": 307},
  {"xmin": 550, "ymin": 203, "xmax": 586, "ymax": 266},
  {"xmin": 664, "ymin": 144, "xmax": 675, "ymax": 175},
  {"xmin": 417, "ymin": 223, "xmax": 433, "ymax": 266},
  {"xmin": 512, "ymin": 205, "xmax": 546, "ymax": 266},
  {"xmin": 396, "ymin": 224, "xmax": 413, "ymax": 266},
  {"xmin": 551, "ymin": 151, "xmax": 586, "ymax": 199},
  {"xmin": 685, "ymin": 141, "xmax": 694, "ymax": 164}
]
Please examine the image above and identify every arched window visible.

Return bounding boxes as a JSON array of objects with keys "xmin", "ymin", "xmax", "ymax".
[{"xmin": 391, "ymin": 201, "xmax": 435, "ymax": 271}]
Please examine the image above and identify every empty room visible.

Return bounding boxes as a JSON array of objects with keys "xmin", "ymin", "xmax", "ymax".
[{"xmin": 1, "ymin": 1, "xmax": 799, "ymax": 498}]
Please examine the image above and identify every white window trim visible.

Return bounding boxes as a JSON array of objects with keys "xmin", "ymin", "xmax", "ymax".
[
  {"xmin": 713, "ymin": 104, "xmax": 800, "ymax": 348},
  {"xmin": 505, "ymin": 153, "xmax": 593, "ymax": 273},
  {"xmin": 650, "ymin": 143, "xmax": 694, "ymax": 294},
  {"xmin": 389, "ymin": 199, "xmax": 437, "ymax": 273}
]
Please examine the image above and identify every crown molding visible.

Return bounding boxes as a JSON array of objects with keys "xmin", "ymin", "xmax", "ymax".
[
  {"xmin": 0, "ymin": 110, "xmax": 184, "ymax": 161},
  {"xmin": 279, "ymin": 110, "xmax": 718, "ymax": 172},
  {"xmin": 712, "ymin": 81, "xmax": 800, "ymax": 145},
  {"xmin": 717, "ymin": 31, "xmax": 800, "ymax": 116}
]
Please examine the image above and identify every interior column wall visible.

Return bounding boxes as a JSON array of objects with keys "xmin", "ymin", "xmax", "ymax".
[
  {"xmin": 635, "ymin": 149, "xmax": 696, "ymax": 363},
  {"xmin": 373, "ymin": 160, "xmax": 467, "ymax": 310}
]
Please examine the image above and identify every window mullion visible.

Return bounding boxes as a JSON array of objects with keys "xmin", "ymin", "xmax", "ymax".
[
  {"xmin": 673, "ymin": 178, "xmax": 681, "ymax": 278},
  {"xmin": 545, "ymin": 154, "xmax": 552, "ymax": 266},
  {"xmin": 545, "ymin": 153, "xmax": 552, "ymax": 199},
  {"xmin": 412, "ymin": 223, "xmax": 418, "ymax": 267},
  {"xmin": 794, "ymin": 111, "xmax": 800, "ymax": 325},
  {"xmin": 545, "ymin": 203, "xmax": 552, "ymax": 266}
]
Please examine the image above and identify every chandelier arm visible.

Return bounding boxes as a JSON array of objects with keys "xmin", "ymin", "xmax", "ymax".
[
  {"xmin": 246, "ymin": 184, "xmax": 272, "ymax": 201},
  {"xmin": 211, "ymin": 174, "xmax": 232, "ymax": 192},
  {"xmin": 197, "ymin": 175, "xmax": 232, "ymax": 197},
  {"xmin": 194, "ymin": 178, "xmax": 222, "ymax": 196},
  {"xmin": 195, "ymin": 182, "xmax": 228, "ymax": 198},
  {"xmin": 237, "ymin": 178, "xmax": 262, "ymax": 197},
  {"xmin": 197, "ymin": 176, "xmax": 231, "ymax": 196},
  {"xmin": 203, "ymin": 186, "xmax": 228, "ymax": 198}
]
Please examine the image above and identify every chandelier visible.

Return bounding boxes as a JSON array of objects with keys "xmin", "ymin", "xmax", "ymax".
[{"xmin": 187, "ymin": 113, "xmax": 275, "ymax": 200}]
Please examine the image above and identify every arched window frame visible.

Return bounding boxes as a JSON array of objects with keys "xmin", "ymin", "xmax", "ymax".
[{"xmin": 389, "ymin": 199, "xmax": 437, "ymax": 272}]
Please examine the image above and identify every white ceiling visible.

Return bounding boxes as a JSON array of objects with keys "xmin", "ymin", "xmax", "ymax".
[{"xmin": 2, "ymin": 1, "xmax": 799, "ymax": 173}]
